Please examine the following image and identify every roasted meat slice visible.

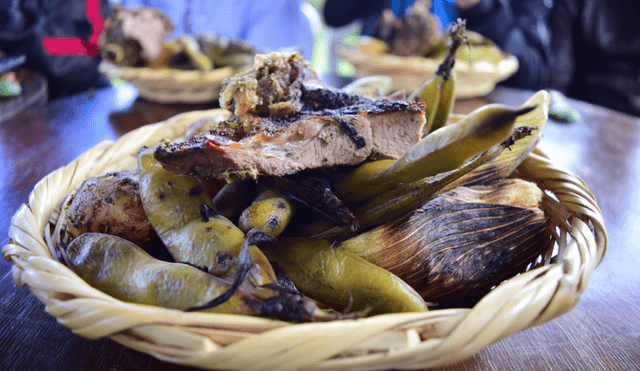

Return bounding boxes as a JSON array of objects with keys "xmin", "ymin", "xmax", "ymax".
[
  {"xmin": 100, "ymin": 6, "xmax": 175, "ymax": 66},
  {"xmin": 154, "ymin": 52, "xmax": 426, "ymax": 180},
  {"xmin": 155, "ymin": 114, "xmax": 373, "ymax": 180}
]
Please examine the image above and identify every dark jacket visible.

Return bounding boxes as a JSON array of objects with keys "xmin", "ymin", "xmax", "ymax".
[
  {"xmin": 548, "ymin": 0, "xmax": 640, "ymax": 117},
  {"xmin": 458, "ymin": 0, "xmax": 553, "ymax": 90},
  {"xmin": 324, "ymin": 0, "xmax": 403, "ymax": 35},
  {"xmin": 0, "ymin": 0, "xmax": 111, "ymax": 100}
]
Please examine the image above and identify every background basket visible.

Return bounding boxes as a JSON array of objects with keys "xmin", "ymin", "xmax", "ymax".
[
  {"xmin": 336, "ymin": 41, "xmax": 519, "ymax": 99},
  {"xmin": 99, "ymin": 61, "xmax": 234, "ymax": 104},
  {"xmin": 3, "ymin": 101, "xmax": 606, "ymax": 370}
]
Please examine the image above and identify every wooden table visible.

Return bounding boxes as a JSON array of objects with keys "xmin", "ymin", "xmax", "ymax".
[
  {"xmin": 0, "ymin": 67, "xmax": 48, "ymax": 124},
  {"xmin": 1, "ymin": 85, "xmax": 639, "ymax": 370}
]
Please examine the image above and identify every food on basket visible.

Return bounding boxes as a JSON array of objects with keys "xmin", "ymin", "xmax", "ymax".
[
  {"xmin": 197, "ymin": 33, "xmax": 261, "ymax": 71},
  {"xmin": 56, "ymin": 41, "xmax": 556, "ymax": 320},
  {"xmin": 137, "ymin": 147, "xmax": 277, "ymax": 287},
  {"xmin": 100, "ymin": 6, "xmax": 258, "ymax": 72},
  {"xmin": 263, "ymin": 238, "xmax": 429, "ymax": 315},
  {"xmin": 424, "ymin": 29, "xmax": 507, "ymax": 65},
  {"xmin": 446, "ymin": 100, "xmax": 549, "ymax": 188},
  {"xmin": 154, "ymin": 52, "xmax": 427, "ymax": 180},
  {"xmin": 408, "ymin": 19, "xmax": 465, "ymax": 134},
  {"xmin": 332, "ymin": 104, "xmax": 535, "ymax": 205},
  {"xmin": 300, "ymin": 87, "xmax": 547, "ymax": 242},
  {"xmin": 97, "ymin": 6, "xmax": 257, "ymax": 104},
  {"xmin": 100, "ymin": 6, "xmax": 175, "ymax": 67},
  {"xmin": 339, "ymin": 178, "xmax": 552, "ymax": 302},
  {"xmin": 304, "ymin": 126, "xmax": 538, "ymax": 241},
  {"xmin": 371, "ymin": 0, "xmax": 443, "ymax": 57},
  {"xmin": 238, "ymin": 188, "xmax": 296, "ymax": 237},
  {"xmin": 64, "ymin": 170, "xmax": 161, "ymax": 252},
  {"xmin": 66, "ymin": 233, "xmax": 340, "ymax": 322},
  {"xmin": 367, "ymin": 2, "xmax": 507, "ymax": 67},
  {"xmin": 147, "ymin": 35, "xmax": 214, "ymax": 71},
  {"xmin": 339, "ymin": 6, "xmax": 517, "ymax": 98}
]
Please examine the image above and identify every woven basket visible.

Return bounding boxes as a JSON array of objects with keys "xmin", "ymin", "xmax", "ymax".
[
  {"xmin": 99, "ymin": 61, "xmax": 234, "ymax": 104},
  {"xmin": 3, "ymin": 95, "xmax": 607, "ymax": 370},
  {"xmin": 336, "ymin": 39, "xmax": 519, "ymax": 99}
]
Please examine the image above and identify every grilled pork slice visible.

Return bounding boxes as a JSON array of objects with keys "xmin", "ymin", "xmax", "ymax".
[
  {"xmin": 154, "ymin": 52, "xmax": 426, "ymax": 180},
  {"xmin": 155, "ymin": 114, "xmax": 373, "ymax": 180}
]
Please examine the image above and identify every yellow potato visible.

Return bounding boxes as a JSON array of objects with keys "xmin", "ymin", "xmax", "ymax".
[{"xmin": 64, "ymin": 170, "xmax": 159, "ymax": 251}]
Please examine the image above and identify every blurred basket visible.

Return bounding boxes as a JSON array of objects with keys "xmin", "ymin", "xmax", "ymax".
[
  {"xmin": 3, "ymin": 94, "xmax": 606, "ymax": 370},
  {"xmin": 99, "ymin": 61, "xmax": 234, "ymax": 104},
  {"xmin": 336, "ymin": 37, "xmax": 519, "ymax": 99}
]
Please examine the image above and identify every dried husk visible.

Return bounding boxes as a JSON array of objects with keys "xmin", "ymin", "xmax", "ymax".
[
  {"xmin": 438, "ymin": 178, "xmax": 543, "ymax": 208},
  {"xmin": 342, "ymin": 181, "xmax": 553, "ymax": 303}
]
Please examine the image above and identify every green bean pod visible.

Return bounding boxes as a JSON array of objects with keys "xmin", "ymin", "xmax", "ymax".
[
  {"xmin": 408, "ymin": 19, "xmax": 466, "ymax": 134},
  {"xmin": 263, "ymin": 238, "xmax": 429, "ymax": 315},
  {"xmin": 334, "ymin": 104, "xmax": 536, "ymax": 205},
  {"xmin": 443, "ymin": 91, "xmax": 550, "ymax": 188},
  {"xmin": 238, "ymin": 189, "xmax": 295, "ymax": 237},
  {"xmin": 137, "ymin": 147, "xmax": 276, "ymax": 286},
  {"xmin": 67, "ymin": 233, "xmax": 337, "ymax": 322},
  {"xmin": 303, "ymin": 129, "xmax": 532, "ymax": 241},
  {"xmin": 67, "ymin": 233, "xmax": 265, "ymax": 315}
]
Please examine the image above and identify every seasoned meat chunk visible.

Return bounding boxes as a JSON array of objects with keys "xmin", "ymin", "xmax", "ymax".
[{"xmin": 154, "ymin": 52, "xmax": 426, "ymax": 180}]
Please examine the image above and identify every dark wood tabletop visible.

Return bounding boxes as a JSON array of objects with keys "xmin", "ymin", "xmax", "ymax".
[
  {"xmin": 1, "ymin": 84, "xmax": 639, "ymax": 371},
  {"xmin": 0, "ymin": 67, "xmax": 48, "ymax": 124}
]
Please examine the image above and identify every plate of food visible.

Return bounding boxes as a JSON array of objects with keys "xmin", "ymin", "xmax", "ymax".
[
  {"xmin": 98, "ymin": 6, "xmax": 258, "ymax": 103},
  {"xmin": 336, "ymin": 1, "xmax": 518, "ymax": 98},
  {"xmin": 4, "ymin": 51, "xmax": 606, "ymax": 370}
]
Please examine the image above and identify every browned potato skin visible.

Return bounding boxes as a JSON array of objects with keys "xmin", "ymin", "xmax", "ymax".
[{"xmin": 65, "ymin": 170, "xmax": 159, "ymax": 251}]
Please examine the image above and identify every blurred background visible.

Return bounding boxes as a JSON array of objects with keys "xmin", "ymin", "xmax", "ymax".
[{"xmin": 1, "ymin": 0, "xmax": 639, "ymax": 117}]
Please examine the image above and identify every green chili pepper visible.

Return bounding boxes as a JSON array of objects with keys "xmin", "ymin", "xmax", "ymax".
[
  {"xmin": 137, "ymin": 147, "xmax": 276, "ymax": 287},
  {"xmin": 263, "ymin": 237, "xmax": 429, "ymax": 315},
  {"xmin": 66, "ymin": 233, "xmax": 338, "ymax": 322}
]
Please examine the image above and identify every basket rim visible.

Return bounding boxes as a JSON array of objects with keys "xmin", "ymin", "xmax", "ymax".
[
  {"xmin": 98, "ymin": 61, "xmax": 235, "ymax": 84},
  {"xmin": 337, "ymin": 41, "xmax": 518, "ymax": 75},
  {"xmin": 336, "ymin": 40, "xmax": 519, "ymax": 99},
  {"xmin": 2, "ymin": 92, "xmax": 607, "ymax": 371},
  {"xmin": 98, "ymin": 61, "xmax": 235, "ymax": 103}
]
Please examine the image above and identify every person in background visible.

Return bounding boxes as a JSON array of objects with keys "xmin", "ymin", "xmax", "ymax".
[
  {"xmin": 456, "ymin": 0, "xmax": 553, "ymax": 91},
  {"xmin": 547, "ymin": 0, "xmax": 640, "ymax": 117},
  {"xmin": 323, "ymin": 0, "xmax": 552, "ymax": 90},
  {"xmin": 116, "ymin": 0, "xmax": 316, "ymax": 61},
  {"xmin": 324, "ymin": 0, "xmax": 456, "ymax": 35},
  {"xmin": 459, "ymin": 0, "xmax": 640, "ymax": 116},
  {"xmin": 325, "ymin": 0, "xmax": 639, "ymax": 116},
  {"xmin": 0, "ymin": 0, "xmax": 112, "ymax": 100}
]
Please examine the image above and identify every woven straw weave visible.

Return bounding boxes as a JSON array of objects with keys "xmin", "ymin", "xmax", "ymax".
[
  {"xmin": 3, "ymin": 92, "xmax": 606, "ymax": 370},
  {"xmin": 99, "ymin": 61, "xmax": 234, "ymax": 104},
  {"xmin": 336, "ymin": 40, "xmax": 519, "ymax": 99}
]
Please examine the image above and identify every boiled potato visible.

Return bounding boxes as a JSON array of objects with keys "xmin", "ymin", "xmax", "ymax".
[{"xmin": 64, "ymin": 170, "xmax": 160, "ymax": 251}]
